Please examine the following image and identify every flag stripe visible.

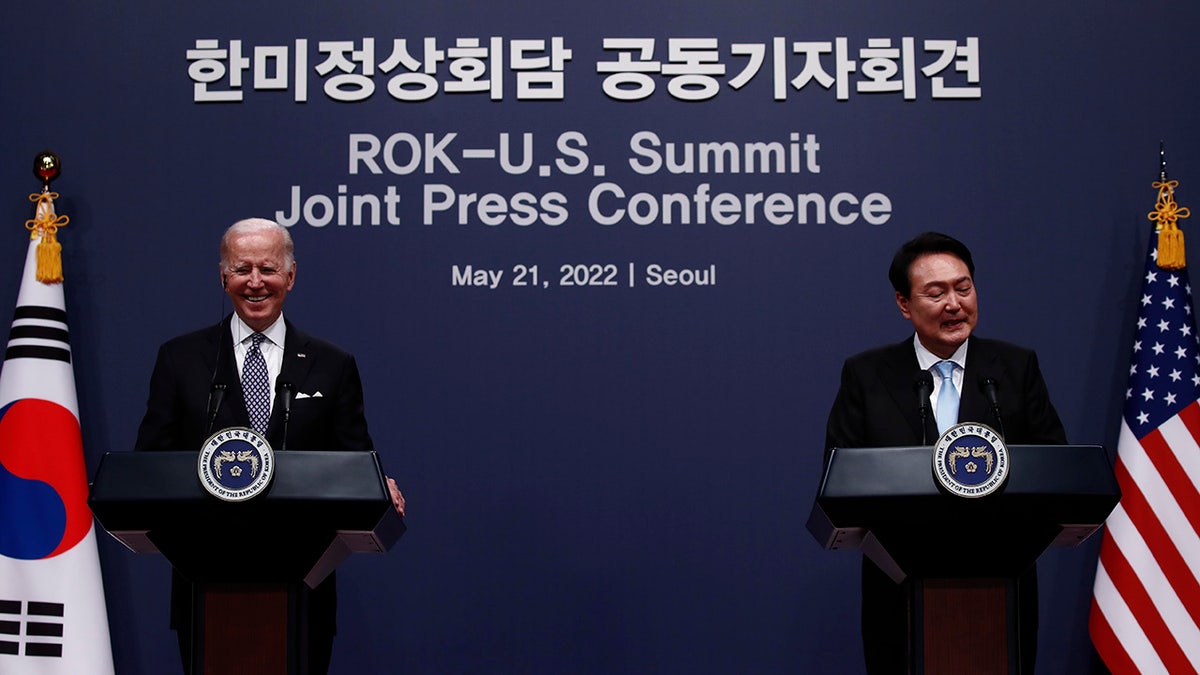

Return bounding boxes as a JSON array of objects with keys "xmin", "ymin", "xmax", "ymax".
[
  {"xmin": 24, "ymin": 642, "xmax": 63, "ymax": 657},
  {"xmin": 6, "ymin": 326, "xmax": 69, "ymax": 342},
  {"xmin": 1135, "ymin": 424, "xmax": 1200, "ymax": 580},
  {"xmin": 1101, "ymin": 503, "xmax": 1199, "ymax": 672},
  {"xmin": 3, "ymin": 345, "xmax": 71, "ymax": 363},
  {"xmin": 1093, "ymin": 553, "xmax": 1172, "ymax": 674},
  {"xmin": 26, "ymin": 602, "xmax": 64, "ymax": 617},
  {"xmin": 1113, "ymin": 458, "xmax": 1200, "ymax": 630},
  {"xmin": 1114, "ymin": 422, "xmax": 1200, "ymax": 572},
  {"xmin": 26, "ymin": 622, "xmax": 63, "ymax": 637},
  {"xmin": 1091, "ymin": 593, "xmax": 1154, "ymax": 675},
  {"xmin": 11, "ymin": 306, "xmax": 67, "ymax": 323},
  {"xmin": 1155, "ymin": 415, "xmax": 1200, "ymax": 519},
  {"xmin": 1171, "ymin": 403, "xmax": 1200, "ymax": 495}
]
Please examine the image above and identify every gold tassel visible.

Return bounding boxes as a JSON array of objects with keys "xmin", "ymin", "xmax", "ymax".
[
  {"xmin": 36, "ymin": 230, "xmax": 63, "ymax": 282},
  {"xmin": 24, "ymin": 191, "xmax": 68, "ymax": 283},
  {"xmin": 1158, "ymin": 226, "xmax": 1185, "ymax": 269},
  {"xmin": 1150, "ymin": 180, "xmax": 1190, "ymax": 270}
]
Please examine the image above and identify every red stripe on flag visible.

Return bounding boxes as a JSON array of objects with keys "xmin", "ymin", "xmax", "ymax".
[
  {"xmin": 1090, "ymin": 595, "xmax": 1142, "ymax": 675},
  {"xmin": 1112, "ymin": 456, "xmax": 1200, "ymax": 630},
  {"xmin": 1168, "ymin": 404, "xmax": 1200, "ymax": 523},
  {"xmin": 1097, "ymin": 532, "xmax": 1196, "ymax": 674}
]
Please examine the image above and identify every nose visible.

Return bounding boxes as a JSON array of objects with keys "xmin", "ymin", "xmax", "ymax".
[{"xmin": 944, "ymin": 293, "xmax": 961, "ymax": 311}]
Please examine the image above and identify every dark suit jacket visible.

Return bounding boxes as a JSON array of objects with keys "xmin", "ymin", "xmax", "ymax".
[
  {"xmin": 134, "ymin": 315, "xmax": 374, "ymax": 644},
  {"xmin": 824, "ymin": 335, "xmax": 1067, "ymax": 674},
  {"xmin": 826, "ymin": 335, "xmax": 1066, "ymax": 457},
  {"xmin": 134, "ymin": 315, "xmax": 373, "ymax": 456}
]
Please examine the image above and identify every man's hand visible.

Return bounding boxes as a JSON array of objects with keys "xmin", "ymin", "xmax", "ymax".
[{"xmin": 386, "ymin": 477, "xmax": 406, "ymax": 517}]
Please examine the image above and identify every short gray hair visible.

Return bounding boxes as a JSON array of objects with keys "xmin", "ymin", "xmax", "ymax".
[{"xmin": 219, "ymin": 218, "xmax": 295, "ymax": 272}]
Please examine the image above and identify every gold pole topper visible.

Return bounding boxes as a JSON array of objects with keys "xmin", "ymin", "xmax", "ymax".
[
  {"xmin": 25, "ymin": 151, "xmax": 69, "ymax": 283},
  {"xmin": 1152, "ymin": 179, "xmax": 1191, "ymax": 270},
  {"xmin": 1150, "ymin": 145, "xmax": 1190, "ymax": 270}
]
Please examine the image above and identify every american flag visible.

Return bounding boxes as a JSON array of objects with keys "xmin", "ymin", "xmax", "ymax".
[{"xmin": 1090, "ymin": 226, "xmax": 1200, "ymax": 673}]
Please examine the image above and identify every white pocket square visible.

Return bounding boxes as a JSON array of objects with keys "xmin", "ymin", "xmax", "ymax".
[{"xmin": 295, "ymin": 391, "xmax": 323, "ymax": 399}]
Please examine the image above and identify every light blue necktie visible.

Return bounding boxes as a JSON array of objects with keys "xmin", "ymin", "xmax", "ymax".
[
  {"xmin": 934, "ymin": 360, "xmax": 959, "ymax": 434},
  {"xmin": 243, "ymin": 332, "xmax": 270, "ymax": 434}
]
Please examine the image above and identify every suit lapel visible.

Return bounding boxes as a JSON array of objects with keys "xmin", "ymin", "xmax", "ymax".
[
  {"xmin": 209, "ymin": 316, "xmax": 251, "ymax": 428},
  {"xmin": 879, "ymin": 339, "xmax": 934, "ymax": 444},
  {"xmin": 267, "ymin": 320, "xmax": 316, "ymax": 441},
  {"xmin": 876, "ymin": 336, "xmax": 1005, "ymax": 442},
  {"xmin": 961, "ymin": 337, "xmax": 1001, "ymax": 428}
]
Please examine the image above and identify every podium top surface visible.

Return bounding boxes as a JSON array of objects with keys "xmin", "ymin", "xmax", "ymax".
[
  {"xmin": 819, "ymin": 444, "xmax": 1118, "ymax": 501},
  {"xmin": 88, "ymin": 450, "xmax": 401, "ymax": 543},
  {"xmin": 90, "ymin": 450, "xmax": 388, "ymax": 504},
  {"xmin": 811, "ymin": 444, "xmax": 1121, "ymax": 544},
  {"xmin": 809, "ymin": 445, "xmax": 1120, "ymax": 573},
  {"xmin": 88, "ymin": 450, "xmax": 404, "ymax": 581}
]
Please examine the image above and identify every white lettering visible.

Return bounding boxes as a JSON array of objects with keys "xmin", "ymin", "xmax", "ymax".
[
  {"xmin": 586, "ymin": 182, "xmax": 892, "ymax": 226},
  {"xmin": 628, "ymin": 131, "xmax": 822, "ymax": 175},
  {"xmin": 276, "ymin": 185, "xmax": 402, "ymax": 227}
]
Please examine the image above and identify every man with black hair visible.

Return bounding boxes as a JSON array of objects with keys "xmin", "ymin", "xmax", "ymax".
[{"xmin": 825, "ymin": 231, "xmax": 1066, "ymax": 673}]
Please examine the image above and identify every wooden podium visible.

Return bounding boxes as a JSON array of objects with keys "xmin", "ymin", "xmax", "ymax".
[
  {"xmin": 808, "ymin": 444, "xmax": 1119, "ymax": 674},
  {"xmin": 89, "ymin": 450, "xmax": 405, "ymax": 675}
]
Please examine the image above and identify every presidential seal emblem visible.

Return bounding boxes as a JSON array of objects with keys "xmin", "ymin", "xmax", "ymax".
[
  {"xmin": 197, "ymin": 427, "xmax": 275, "ymax": 502},
  {"xmin": 932, "ymin": 422, "xmax": 1009, "ymax": 498}
]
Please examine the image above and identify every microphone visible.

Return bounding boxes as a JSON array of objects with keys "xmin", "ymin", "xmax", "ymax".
[
  {"xmin": 915, "ymin": 371, "xmax": 934, "ymax": 445},
  {"xmin": 276, "ymin": 381, "xmax": 295, "ymax": 451},
  {"xmin": 204, "ymin": 314, "xmax": 227, "ymax": 437},
  {"xmin": 205, "ymin": 383, "xmax": 227, "ymax": 436},
  {"xmin": 980, "ymin": 376, "xmax": 1007, "ymax": 440}
]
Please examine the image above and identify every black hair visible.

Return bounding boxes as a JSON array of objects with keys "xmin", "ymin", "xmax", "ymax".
[{"xmin": 887, "ymin": 232, "xmax": 975, "ymax": 296}]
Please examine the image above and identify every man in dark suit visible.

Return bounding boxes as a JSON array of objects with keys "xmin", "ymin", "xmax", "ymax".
[
  {"xmin": 134, "ymin": 217, "xmax": 404, "ymax": 675},
  {"xmin": 825, "ymin": 232, "xmax": 1066, "ymax": 674}
]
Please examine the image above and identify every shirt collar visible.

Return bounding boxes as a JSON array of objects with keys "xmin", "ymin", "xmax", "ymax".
[
  {"xmin": 912, "ymin": 334, "xmax": 968, "ymax": 373},
  {"xmin": 231, "ymin": 313, "xmax": 287, "ymax": 348}
]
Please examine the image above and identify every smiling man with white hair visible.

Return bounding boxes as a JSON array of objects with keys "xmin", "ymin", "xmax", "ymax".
[{"xmin": 134, "ymin": 217, "xmax": 403, "ymax": 675}]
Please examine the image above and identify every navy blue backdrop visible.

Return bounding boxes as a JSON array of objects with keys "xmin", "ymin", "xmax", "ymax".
[{"xmin": 3, "ymin": 1, "xmax": 1200, "ymax": 672}]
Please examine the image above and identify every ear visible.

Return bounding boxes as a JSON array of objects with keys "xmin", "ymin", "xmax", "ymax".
[
  {"xmin": 285, "ymin": 261, "xmax": 297, "ymax": 291},
  {"xmin": 895, "ymin": 291, "xmax": 912, "ymax": 320}
]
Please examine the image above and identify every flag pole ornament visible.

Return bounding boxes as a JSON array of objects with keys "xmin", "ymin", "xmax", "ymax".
[
  {"xmin": 1150, "ymin": 145, "xmax": 1190, "ymax": 270},
  {"xmin": 24, "ymin": 151, "xmax": 68, "ymax": 284}
]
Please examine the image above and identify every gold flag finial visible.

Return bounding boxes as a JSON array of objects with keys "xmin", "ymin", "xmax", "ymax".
[
  {"xmin": 1151, "ymin": 179, "xmax": 1190, "ymax": 270},
  {"xmin": 24, "ymin": 151, "xmax": 68, "ymax": 283}
]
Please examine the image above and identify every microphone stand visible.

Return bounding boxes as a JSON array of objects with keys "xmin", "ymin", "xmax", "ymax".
[
  {"xmin": 915, "ymin": 372, "xmax": 934, "ymax": 445},
  {"xmin": 276, "ymin": 381, "xmax": 295, "ymax": 451}
]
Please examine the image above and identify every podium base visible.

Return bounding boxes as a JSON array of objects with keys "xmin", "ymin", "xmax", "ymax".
[
  {"xmin": 192, "ymin": 582, "xmax": 310, "ymax": 675},
  {"xmin": 914, "ymin": 578, "xmax": 1017, "ymax": 675}
]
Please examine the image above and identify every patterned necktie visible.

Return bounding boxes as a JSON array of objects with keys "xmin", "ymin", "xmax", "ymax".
[
  {"xmin": 243, "ymin": 332, "xmax": 270, "ymax": 434},
  {"xmin": 934, "ymin": 360, "xmax": 959, "ymax": 434}
]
